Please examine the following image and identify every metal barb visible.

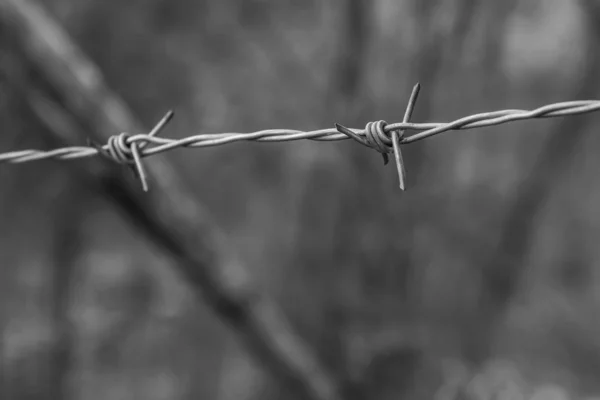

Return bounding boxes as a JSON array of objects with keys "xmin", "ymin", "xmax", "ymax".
[
  {"xmin": 382, "ymin": 153, "xmax": 389, "ymax": 165},
  {"xmin": 148, "ymin": 110, "xmax": 174, "ymax": 138},
  {"xmin": 334, "ymin": 123, "xmax": 368, "ymax": 146},
  {"xmin": 393, "ymin": 82, "xmax": 421, "ymax": 190},
  {"xmin": 128, "ymin": 110, "xmax": 175, "ymax": 192},
  {"xmin": 130, "ymin": 142, "xmax": 149, "ymax": 192}
]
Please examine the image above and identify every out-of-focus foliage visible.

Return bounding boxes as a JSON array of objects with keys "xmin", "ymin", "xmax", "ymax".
[{"xmin": 1, "ymin": 0, "xmax": 600, "ymax": 399}]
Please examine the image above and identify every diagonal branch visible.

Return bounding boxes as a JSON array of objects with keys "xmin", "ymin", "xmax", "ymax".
[
  {"xmin": 466, "ymin": 1, "xmax": 600, "ymax": 364},
  {"xmin": 0, "ymin": 1, "xmax": 342, "ymax": 399},
  {"xmin": 48, "ymin": 177, "xmax": 82, "ymax": 400}
]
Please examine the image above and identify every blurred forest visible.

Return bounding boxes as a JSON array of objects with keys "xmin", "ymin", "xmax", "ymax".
[{"xmin": 1, "ymin": 0, "xmax": 600, "ymax": 399}]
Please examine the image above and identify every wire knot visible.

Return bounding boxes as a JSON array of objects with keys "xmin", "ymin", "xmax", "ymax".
[
  {"xmin": 87, "ymin": 111, "xmax": 174, "ymax": 192},
  {"xmin": 334, "ymin": 83, "xmax": 421, "ymax": 190},
  {"xmin": 105, "ymin": 132, "xmax": 139, "ymax": 164},
  {"xmin": 363, "ymin": 120, "xmax": 401, "ymax": 155}
]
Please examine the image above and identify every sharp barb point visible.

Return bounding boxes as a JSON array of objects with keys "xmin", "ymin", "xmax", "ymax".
[
  {"xmin": 334, "ymin": 123, "xmax": 350, "ymax": 134},
  {"xmin": 129, "ymin": 143, "xmax": 150, "ymax": 192},
  {"xmin": 335, "ymin": 123, "xmax": 368, "ymax": 146},
  {"xmin": 162, "ymin": 110, "xmax": 175, "ymax": 125},
  {"xmin": 148, "ymin": 110, "xmax": 175, "ymax": 137},
  {"xmin": 392, "ymin": 132, "xmax": 407, "ymax": 190}
]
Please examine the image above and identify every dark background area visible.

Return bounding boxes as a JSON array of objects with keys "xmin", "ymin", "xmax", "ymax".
[{"xmin": 1, "ymin": 0, "xmax": 600, "ymax": 399}]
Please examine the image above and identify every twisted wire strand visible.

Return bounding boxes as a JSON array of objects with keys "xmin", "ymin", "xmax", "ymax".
[{"xmin": 2, "ymin": 99, "xmax": 599, "ymax": 166}]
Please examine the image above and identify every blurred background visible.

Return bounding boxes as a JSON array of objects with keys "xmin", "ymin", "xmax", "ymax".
[{"xmin": 1, "ymin": 0, "xmax": 600, "ymax": 399}]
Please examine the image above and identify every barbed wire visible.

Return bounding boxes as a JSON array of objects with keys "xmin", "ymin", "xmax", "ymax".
[{"xmin": 2, "ymin": 83, "xmax": 600, "ymax": 192}]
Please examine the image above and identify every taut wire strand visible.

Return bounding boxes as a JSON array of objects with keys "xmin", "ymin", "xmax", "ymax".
[{"xmin": 1, "ymin": 84, "xmax": 600, "ymax": 191}]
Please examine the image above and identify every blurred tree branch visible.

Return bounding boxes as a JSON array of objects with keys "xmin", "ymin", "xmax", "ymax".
[
  {"xmin": 582, "ymin": 0, "xmax": 600, "ymax": 24},
  {"xmin": 451, "ymin": 0, "xmax": 479, "ymax": 55},
  {"xmin": 409, "ymin": 0, "xmax": 484, "ymax": 175},
  {"xmin": 328, "ymin": 0, "xmax": 369, "ymax": 110},
  {"xmin": 467, "ymin": 0, "xmax": 600, "ymax": 364},
  {"xmin": 324, "ymin": 0, "xmax": 370, "ymax": 375},
  {"xmin": 286, "ymin": 2, "xmax": 371, "ymax": 399},
  {"xmin": 48, "ymin": 177, "xmax": 83, "ymax": 400},
  {"xmin": 482, "ymin": 0, "xmax": 518, "ymax": 95},
  {"xmin": 0, "ymin": 1, "xmax": 343, "ymax": 399}
]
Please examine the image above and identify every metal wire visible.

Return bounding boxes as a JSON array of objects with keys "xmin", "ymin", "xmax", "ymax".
[{"xmin": 2, "ymin": 83, "xmax": 600, "ymax": 191}]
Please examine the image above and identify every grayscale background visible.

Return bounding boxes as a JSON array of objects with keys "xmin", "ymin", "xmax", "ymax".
[{"xmin": 1, "ymin": 1, "xmax": 599, "ymax": 399}]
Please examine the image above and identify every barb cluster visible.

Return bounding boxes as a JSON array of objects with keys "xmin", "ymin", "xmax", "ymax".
[{"xmin": 1, "ymin": 83, "xmax": 600, "ymax": 192}]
